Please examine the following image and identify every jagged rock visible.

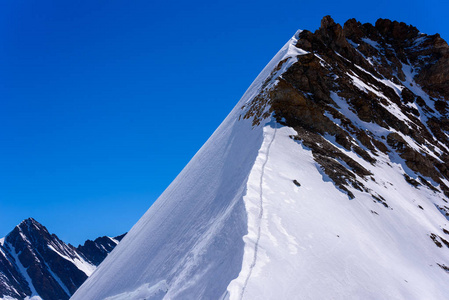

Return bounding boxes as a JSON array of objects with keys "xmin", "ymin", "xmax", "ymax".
[
  {"xmin": 77, "ymin": 234, "xmax": 126, "ymax": 266},
  {"xmin": 243, "ymin": 15, "xmax": 449, "ymax": 205},
  {"xmin": 269, "ymin": 16, "xmax": 449, "ymax": 201}
]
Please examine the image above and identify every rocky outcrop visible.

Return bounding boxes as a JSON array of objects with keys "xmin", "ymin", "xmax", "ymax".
[{"xmin": 243, "ymin": 16, "xmax": 449, "ymax": 203}]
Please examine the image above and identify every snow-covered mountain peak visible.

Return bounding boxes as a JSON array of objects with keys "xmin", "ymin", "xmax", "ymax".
[
  {"xmin": 0, "ymin": 219, "xmax": 125, "ymax": 300},
  {"xmin": 72, "ymin": 16, "xmax": 449, "ymax": 300}
]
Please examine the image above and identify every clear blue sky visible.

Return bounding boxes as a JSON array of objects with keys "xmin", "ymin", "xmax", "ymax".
[{"xmin": 1, "ymin": 0, "xmax": 447, "ymax": 245}]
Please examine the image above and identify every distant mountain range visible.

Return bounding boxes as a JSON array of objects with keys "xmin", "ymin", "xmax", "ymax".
[{"xmin": 0, "ymin": 218, "xmax": 125, "ymax": 300}]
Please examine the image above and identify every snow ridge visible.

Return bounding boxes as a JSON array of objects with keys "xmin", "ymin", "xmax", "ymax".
[
  {"xmin": 71, "ymin": 27, "xmax": 302, "ymax": 300},
  {"xmin": 240, "ymin": 123, "xmax": 277, "ymax": 300}
]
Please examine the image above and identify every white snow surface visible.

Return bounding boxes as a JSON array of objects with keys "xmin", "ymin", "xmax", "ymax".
[
  {"xmin": 72, "ymin": 32, "xmax": 449, "ymax": 300},
  {"xmin": 104, "ymin": 281, "xmax": 169, "ymax": 300},
  {"xmin": 228, "ymin": 125, "xmax": 449, "ymax": 300}
]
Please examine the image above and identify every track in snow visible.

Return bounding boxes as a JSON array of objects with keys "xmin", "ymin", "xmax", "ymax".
[{"xmin": 240, "ymin": 124, "xmax": 277, "ymax": 300}]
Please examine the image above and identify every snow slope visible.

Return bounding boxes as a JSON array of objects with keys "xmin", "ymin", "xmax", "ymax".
[
  {"xmin": 228, "ymin": 124, "xmax": 449, "ymax": 300},
  {"xmin": 71, "ymin": 32, "xmax": 305, "ymax": 300}
]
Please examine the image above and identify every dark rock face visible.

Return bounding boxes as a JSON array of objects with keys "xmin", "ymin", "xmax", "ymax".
[
  {"xmin": 0, "ymin": 218, "xmax": 125, "ymax": 300},
  {"xmin": 0, "ymin": 247, "xmax": 30, "ymax": 299},
  {"xmin": 77, "ymin": 234, "xmax": 125, "ymax": 266},
  {"xmin": 244, "ymin": 16, "xmax": 449, "ymax": 204}
]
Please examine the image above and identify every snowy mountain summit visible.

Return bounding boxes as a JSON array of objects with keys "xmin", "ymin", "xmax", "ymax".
[
  {"xmin": 0, "ymin": 218, "xmax": 124, "ymax": 300},
  {"xmin": 72, "ymin": 16, "xmax": 449, "ymax": 300}
]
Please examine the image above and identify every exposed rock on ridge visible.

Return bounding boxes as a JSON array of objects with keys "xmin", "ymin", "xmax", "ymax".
[{"xmin": 244, "ymin": 16, "xmax": 449, "ymax": 204}]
